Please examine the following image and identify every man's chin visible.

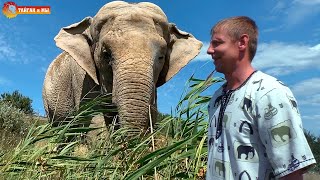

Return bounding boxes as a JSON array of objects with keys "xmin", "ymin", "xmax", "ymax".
[{"xmin": 214, "ymin": 67, "xmax": 223, "ymax": 73}]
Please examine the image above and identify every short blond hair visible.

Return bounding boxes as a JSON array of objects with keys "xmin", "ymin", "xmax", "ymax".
[{"xmin": 211, "ymin": 16, "xmax": 258, "ymax": 61}]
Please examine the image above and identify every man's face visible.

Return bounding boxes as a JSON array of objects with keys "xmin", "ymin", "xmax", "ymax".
[{"xmin": 207, "ymin": 29, "xmax": 239, "ymax": 74}]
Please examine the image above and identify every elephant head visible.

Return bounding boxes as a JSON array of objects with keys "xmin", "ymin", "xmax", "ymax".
[{"xmin": 43, "ymin": 1, "xmax": 202, "ymax": 133}]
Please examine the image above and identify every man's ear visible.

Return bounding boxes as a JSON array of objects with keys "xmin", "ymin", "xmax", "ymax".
[{"xmin": 238, "ymin": 34, "xmax": 249, "ymax": 51}]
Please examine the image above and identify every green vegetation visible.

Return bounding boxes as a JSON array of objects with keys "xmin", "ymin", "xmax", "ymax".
[
  {"xmin": 304, "ymin": 131, "xmax": 320, "ymax": 172},
  {"xmin": 0, "ymin": 75, "xmax": 319, "ymax": 179},
  {"xmin": 0, "ymin": 90, "xmax": 34, "ymax": 115},
  {"xmin": 0, "ymin": 100, "xmax": 44, "ymax": 153}
]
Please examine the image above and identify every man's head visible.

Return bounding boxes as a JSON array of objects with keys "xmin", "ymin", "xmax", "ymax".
[{"xmin": 210, "ymin": 16, "xmax": 258, "ymax": 61}]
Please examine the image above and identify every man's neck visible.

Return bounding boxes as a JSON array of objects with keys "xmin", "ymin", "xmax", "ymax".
[{"xmin": 224, "ymin": 65, "xmax": 255, "ymax": 91}]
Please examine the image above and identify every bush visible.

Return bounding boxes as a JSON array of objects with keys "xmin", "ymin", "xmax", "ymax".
[
  {"xmin": 0, "ymin": 101, "xmax": 28, "ymax": 135},
  {"xmin": 0, "ymin": 102, "xmax": 31, "ymax": 152},
  {"xmin": 304, "ymin": 130, "xmax": 320, "ymax": 172},
  {"xmin": 0, "ymin": 90, "xmax": 34, "ymax": 115}
]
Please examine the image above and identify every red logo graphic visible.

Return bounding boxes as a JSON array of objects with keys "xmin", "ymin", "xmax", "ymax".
[
  {"xmin": 2, "ymin": 1, "xmax": 50, "ymax": 19},
  {"xmin": 2, "ymin": 1, "xmax": 17, "ymax": 18}
]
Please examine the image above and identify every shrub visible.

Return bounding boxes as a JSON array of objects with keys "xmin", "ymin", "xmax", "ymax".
[
  {"xmin": 0, "ymin": 101, "xmax": 31, "ymax": 152},
  {"xmin": 304, "ymin": 130, "xmax": 320, "ymax": 172},
  {"xmin": 0, "ymin": 101, "xmax": 28, "ymax": 135},
  {"xmin": 0, "ymin": 90, "xmax": 34, "ymax": 115}
]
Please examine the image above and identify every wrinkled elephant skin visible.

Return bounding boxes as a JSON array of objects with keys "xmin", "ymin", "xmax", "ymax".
[{"xmin": 42, "ymin": 1, "xmax": 202, "ymax": 134}]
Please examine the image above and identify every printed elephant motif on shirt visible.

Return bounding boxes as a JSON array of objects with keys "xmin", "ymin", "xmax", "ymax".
[
  {"xmin": 239, "ymin": 120, "xmax": 253, "ymax": 135},
  {"xmin": 209, "ymin": 137, "xmax": 215, "ymax": 149},
  {"xmin": 239, "ymin": 170, "xmax": 251, "ymax": 180},
  {"xmin": 214, "ymin": 95, "xmax": 223, "ymax": 107},
  {"xmin": 271, "ymin": 125, "xmax": 292, "ymax": 142},
  {"xmin": 222, "ymin": 114, "xmax": 229, "ymax": 128},
  {"xmin": 215, "ymin": 161, "xmax": 225, "ymax": 177},
  {"xmin": 242, "ymin": 97, "xmax": 253, "ymax": 112},
  {"xmin": 287, "ymin": 95, "xmax": 299, "ymax": 114},
  {"xmin": 237, "ymin": 145, "xmax": 255, "ymax": 160}
]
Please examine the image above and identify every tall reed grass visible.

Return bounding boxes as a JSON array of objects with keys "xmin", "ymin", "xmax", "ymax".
[{"xmin": 0, "ymin": 73, "xmax": 224, "ymax": 179}]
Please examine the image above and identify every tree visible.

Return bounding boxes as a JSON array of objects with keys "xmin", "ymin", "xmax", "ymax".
[
  {"xmin": 304, "ymin": 130, "xmax": 320, "ymax": 172},
  {"xmin": 0, "ymin": 90, "xmax": 34, "ymax": 115}
]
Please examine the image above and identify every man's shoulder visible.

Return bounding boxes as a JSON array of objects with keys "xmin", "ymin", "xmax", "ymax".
[
  {"xmin": 247, "ymin": 71, "xmax": 292, "ymax": 101},
  {"xmin": 254, "ymin": 71, "xmax": 279, "ymax": 83},
  {"xmin": 253, "ymin": 71, "xmax": 289, "ymax": 90}
]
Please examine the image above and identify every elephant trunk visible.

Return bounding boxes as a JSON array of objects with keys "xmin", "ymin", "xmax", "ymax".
[{"xmin": 113, "ymin": 59, "xmax": 156, "ymax": 133}]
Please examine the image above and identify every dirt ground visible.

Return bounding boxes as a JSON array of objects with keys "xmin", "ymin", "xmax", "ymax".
[{"xmin": 304, "ymin": 172, "xmax": 320, "ymax": 180}]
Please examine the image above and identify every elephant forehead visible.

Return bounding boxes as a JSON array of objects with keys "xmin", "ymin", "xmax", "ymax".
[{"xmin": 94, "ymin": 2, "xmax": 167, "ymax": 24}]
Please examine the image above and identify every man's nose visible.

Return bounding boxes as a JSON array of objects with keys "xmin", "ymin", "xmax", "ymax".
[{"xmin": 207, "ymin": 44, "xmax": 214, "ymax": 55}]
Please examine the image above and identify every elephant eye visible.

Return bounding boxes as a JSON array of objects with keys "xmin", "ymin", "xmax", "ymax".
[
  {"xmin": 158, "ymin": 56, "xmax": 164, "ymax": 60},
  {"xmin": 102, "ymin": 48, "xmax": 113, "ymax": 63}
]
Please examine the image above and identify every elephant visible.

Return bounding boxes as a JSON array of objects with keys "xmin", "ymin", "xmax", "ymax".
[
  {"xmin": 271, "ymin": 125, "xmax": 292, "ymax": 142},
  {"xmin": 242, "ymin": 97, "xmax": 253, "ymax": 112},
  {"xmin": 222, "ymin": 114, "xmax": 228, "ymax": 128},
  {"xmin": 208, "ymin": 137, "xmax": 215, "ymax": 149},
  {"xmin": 237, "ymin": 145, "xmax": 255, "ymax": 160},
  {"xmin": 239, "ymin": 120, "xmax": 253, "ymax": 135},
  {"xmin": 214, "ymin": 161, "xmax": 225, "ymax": 177},
  {"xmin": 214, "ymin": 95, "xmax": 223, "ymax": 107},
  {"xmin": 239, "ymin": 170, "xmax": 251, "ymax": 180},
  {"xmin": 42, "ymin": 1, "xmax": 202, "ymax": 134}
]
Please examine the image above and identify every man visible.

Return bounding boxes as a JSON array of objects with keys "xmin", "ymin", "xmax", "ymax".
[{"xmin": 206, "ymin": 16, "xmax": 316, "ymax": 180}]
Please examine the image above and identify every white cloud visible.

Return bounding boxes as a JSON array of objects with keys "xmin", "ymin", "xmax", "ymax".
[
  {"xmin": 303, "ymin": 114, "xmax": 320, "ymax": 121},
  {"xmin": 293, "ymin": 0, "xmax": 320, "ymax": 5},
  {"xmin": 272, "ymin": 1, "xmax": 287, "ymax": 13},
  {"xmin": 253, "ymin": 42, "xmax": 320, "ymax": 76},
  {"xmin": 0, "ymin": 33, "xmax": 29, "ymax": 63},
  {"xmin": 301, "ymin": 95, "xmax": 320, "ymax": 105},
  {"xmin": 291, "ymin": 78, "xmax": 320, "ymax": 106},
  {"xmin": 193, "ymin": 41, "xmax": 320, "ymax": 77},
  {"xmin": 0, "ymin": 32, "xmax": 49, "ymax": 64},
  {"xmin": 292, "ymin": 78, "xmax": 320, "ymax": 95},
  {"xmin": 0, "ymin": 35, "xmax": 16, "ymax": 60},
  {"xmin": 271, "ymin": 0, "xmax": 320, "ymax": 27},
  {"xmin": 302, "ymin": 114, "xmax": 320, "ymax": 135}
]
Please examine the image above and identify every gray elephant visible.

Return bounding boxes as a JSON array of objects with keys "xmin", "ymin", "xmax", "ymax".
[{"xmin": 42, "ymin": 1, "xmax": 202, "ymax": 133}]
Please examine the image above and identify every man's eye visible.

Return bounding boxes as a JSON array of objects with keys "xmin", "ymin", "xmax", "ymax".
[{"xmin": 211, "ymin": 41, "xmax": 221, "ymax": 47}]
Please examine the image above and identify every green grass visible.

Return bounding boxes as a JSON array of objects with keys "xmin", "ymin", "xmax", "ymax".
[
  {"xmin": 0, "ymin": 73, "xmax": 318, "ymax": 179},
  {"xmin": 0, "ymin": 74, "xmax": 222, "ymax": 179}
]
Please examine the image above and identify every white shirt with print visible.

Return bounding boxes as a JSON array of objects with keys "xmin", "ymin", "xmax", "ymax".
[{"xmin": 206, "ymin": 71, "xmax": 316, "ymax": 180}]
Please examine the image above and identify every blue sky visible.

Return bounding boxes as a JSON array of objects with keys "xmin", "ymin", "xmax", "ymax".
[{"xmin": 1, "ymin": 0, "xmax": 319, "ymax": 136}]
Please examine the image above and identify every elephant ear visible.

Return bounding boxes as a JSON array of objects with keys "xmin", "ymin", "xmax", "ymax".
[
  {"xmin": 156, "ymin": 23, "xmax": 203, "ymax": 87},
  {"xmin": 54, "ymin": 17, "xmax": 99, "ymax": 85}
]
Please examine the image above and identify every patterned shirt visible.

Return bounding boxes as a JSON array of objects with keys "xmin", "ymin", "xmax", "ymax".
[{"xmin": 206, "ymin": 71, "xmax": 316, "ymax": 180}]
